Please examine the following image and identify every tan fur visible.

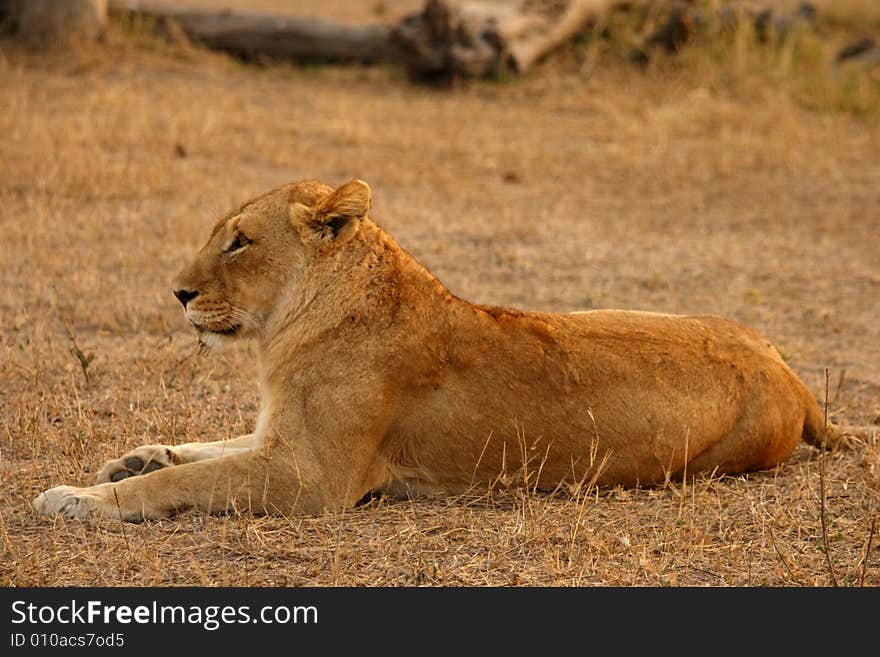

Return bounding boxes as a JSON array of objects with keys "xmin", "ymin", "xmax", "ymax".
[{"xmin": 33, "ymin": 179, "xmax": 842, "ymax": 521}]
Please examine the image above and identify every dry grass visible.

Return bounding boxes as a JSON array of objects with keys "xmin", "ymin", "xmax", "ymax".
[{"xmin": 1, "ymin": 1, "xmax": 879, "ymax": 586}]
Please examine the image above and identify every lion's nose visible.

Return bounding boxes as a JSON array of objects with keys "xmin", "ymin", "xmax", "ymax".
[{"xmin": 174, "ymin": 289, "xmax": 199, "ymax": 308}]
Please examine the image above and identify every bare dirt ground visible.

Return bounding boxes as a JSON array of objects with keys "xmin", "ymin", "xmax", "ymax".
[{"xmin": 1, "ymin": 2, "xmax": 879, "ymax": 586}]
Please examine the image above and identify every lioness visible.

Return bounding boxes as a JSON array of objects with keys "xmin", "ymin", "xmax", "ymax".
[{"xmin": 34, "ymin": 179, "xmax": 844, "ymax": 521}]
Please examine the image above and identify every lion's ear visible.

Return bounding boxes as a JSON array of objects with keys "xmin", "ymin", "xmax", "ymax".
[{"xmin": 291, "ymin": 179, "xmax": 370, "ymax": 245}]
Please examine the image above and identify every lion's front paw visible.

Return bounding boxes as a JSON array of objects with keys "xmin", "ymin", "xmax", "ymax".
[
  {"xmin": 33, "ymin": 486, "xmax": 97, "ymax": 519},
  {"xmin": 94, "ymin": 445, "xmax": 177, "ymax": 484}
]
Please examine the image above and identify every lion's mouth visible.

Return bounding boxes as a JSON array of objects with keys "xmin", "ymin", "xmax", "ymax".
[{"xmin": 195, "ymin": 323, "xmax": 242, "ymax": 336}]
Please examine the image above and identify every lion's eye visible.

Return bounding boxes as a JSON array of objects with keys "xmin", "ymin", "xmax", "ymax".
[{"xmin": 226, "ymin": 233, "xmax": 251, "ymax": 254}]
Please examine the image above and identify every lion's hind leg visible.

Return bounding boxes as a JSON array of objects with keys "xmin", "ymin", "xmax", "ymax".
[{"xmin": 684, "ymin": 411, "xmax": 803, "ymax": 479}]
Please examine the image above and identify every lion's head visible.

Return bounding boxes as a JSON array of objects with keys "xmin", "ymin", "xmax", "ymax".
[{"xmin": 172, "ymin": 179, "xmax": 371, "ymax": 348}]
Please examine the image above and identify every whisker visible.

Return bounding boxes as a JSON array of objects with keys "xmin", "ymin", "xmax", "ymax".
[{"xmin": 228, "ymin": 306, "xmax": 266, "ymax": 336}]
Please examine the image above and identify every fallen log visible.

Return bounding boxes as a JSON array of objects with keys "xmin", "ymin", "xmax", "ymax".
[
  {"xmin": 109, "ymin": 0, "xmax": 392, "ymax": 63},
  {"xmin": 110, "ymin": 0, "xmax": 617, "ymax": 78},
  {"xmin": 390, "ymin": 0, "xmax": 618, "ymax": 79}
]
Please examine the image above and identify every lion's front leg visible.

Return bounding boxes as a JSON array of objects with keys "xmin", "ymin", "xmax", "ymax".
[
  {"xmin": 35, "ymin": 448, "xmax": 319, "ymax": 521},
  {"xmin": 94, "ymin": 434, "xmax": 261, "ymax": 484},
  {"xmin": 32, "ymin": 485, "xmax": 105, "ymax": 520}
]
